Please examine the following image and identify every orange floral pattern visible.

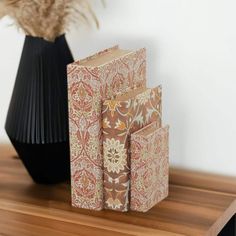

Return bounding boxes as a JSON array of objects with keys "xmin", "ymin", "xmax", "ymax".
[
  {"xmin": 68, "ymin": 46, "xmax": 146, "ymax": 210},
  {"xmin": 130, "ymin": 123, "xmax": 169, "ymax": 212},
  {"xmin": 102, "ymin": 86, "xmax": 162, "ymax": 212}
]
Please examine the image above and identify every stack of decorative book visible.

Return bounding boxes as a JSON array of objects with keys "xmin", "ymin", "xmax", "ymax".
[{"xmin": 67, "ymin": 45, "xmax": 169, "ymax": 212}]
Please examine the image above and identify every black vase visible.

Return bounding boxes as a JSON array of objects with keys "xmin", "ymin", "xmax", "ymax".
[{"xmin": 5, "ymin": 34, "xmax": 74, "ymax": 184}]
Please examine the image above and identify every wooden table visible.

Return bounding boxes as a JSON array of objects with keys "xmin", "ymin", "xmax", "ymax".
[{"xmin": 0, "ymin": 144, "xmax": 236, "ymax": 236}]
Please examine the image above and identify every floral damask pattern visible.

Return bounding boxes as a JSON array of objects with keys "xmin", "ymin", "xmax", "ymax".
[
  {"xmin": 130, "ymin": 123, "xmax": 169, "ymax": 212},
  {"xmin": 74, "ymin": 169, "xmax": 96, "ymax": 198},
  {"xmin": 103, "ymin": 138, "xmax": 127, "ymax": 174},
  {"xmin": 102, "ymin": 86, "xmax": 162, "ymax": 212},
  {"xmin": 68, "ymin": 46, "xmax": 146, "ymax": 210}
]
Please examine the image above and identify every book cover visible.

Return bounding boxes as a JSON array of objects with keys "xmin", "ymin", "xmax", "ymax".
[
  {"xmin": 67, "ymin": 46, "xmax": 146, "ymax": 210},
  {"xmin": 130, "ymin": 123, "xmax": 169, "ymax": 212},
  {"xmin": 102, "ymin": 86, "xmax": 162, "ymax": 211}
]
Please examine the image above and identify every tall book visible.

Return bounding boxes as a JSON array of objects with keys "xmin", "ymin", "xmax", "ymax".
[
  {"xmin": 67, "ymin": 46, "xmax": 146, "ymax": 210},
  {"xmin": 102, "ymin": 86, "xmax": 162, "ymax": 212}
]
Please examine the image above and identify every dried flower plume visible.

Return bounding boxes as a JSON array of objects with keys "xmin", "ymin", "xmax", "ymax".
[{"xmin": 0, "ymin": 0, "xmax": 101, "ymax": 41}]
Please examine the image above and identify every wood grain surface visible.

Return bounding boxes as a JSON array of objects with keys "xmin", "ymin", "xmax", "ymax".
[{"xmin": 0, "ymin": 144, "xmax": 235, "ymax": 236}]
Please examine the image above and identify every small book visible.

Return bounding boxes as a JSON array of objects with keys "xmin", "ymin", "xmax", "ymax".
[
  {"xmin": 102, "ymin": 86, "xmax": 162, "ymax": 211},
  {"xmin": 67, "ymin": 45, "xmax": 146, "ymax": 210},
  {"xmin": 130, "ymin": 122, "xmax": 169, "ymax": 212}
]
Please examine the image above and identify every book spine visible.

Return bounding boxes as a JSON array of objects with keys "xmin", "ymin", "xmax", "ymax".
[
  {"xmin": 102, "ymin": 101, "xmax": 130, "ymax": 212},
  {"xmin": 68, "ymin": 64, "xmax": 103, "ymax": 210},
  {"xmin": 130, "ymin": 124, "xmax": 169, "ymax": 212},
  {"xmin": 102, "ymin": 86, "xmax": 162, "ymax": 212},
  {"xmin": 68, "ymin": 47, "xmax": 147, "ymax": 211}
]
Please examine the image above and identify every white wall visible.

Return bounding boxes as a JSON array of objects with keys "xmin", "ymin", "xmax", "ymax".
[{"xmin": 0, "ymin": 0, "xmax": 236, "ymax": 176}]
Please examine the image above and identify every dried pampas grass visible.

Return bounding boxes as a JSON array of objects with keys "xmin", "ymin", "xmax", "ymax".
[
  {"xmin": 0, "ymin": 2, "xmax": 6, "ymax": 19},
  {"xmin": 0, "ymin": 0, "xmax": 101, "ymax": 41}
]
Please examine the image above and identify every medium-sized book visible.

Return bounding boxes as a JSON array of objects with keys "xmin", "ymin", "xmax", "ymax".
[{"xmin": 102, "ymin": 86, "xmax": 162, "ymax": 212}]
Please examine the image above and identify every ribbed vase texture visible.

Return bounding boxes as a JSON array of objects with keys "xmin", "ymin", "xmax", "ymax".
[{"xmin": 5, "ymin": 34, "xmax": 74, "ymax": 184}]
